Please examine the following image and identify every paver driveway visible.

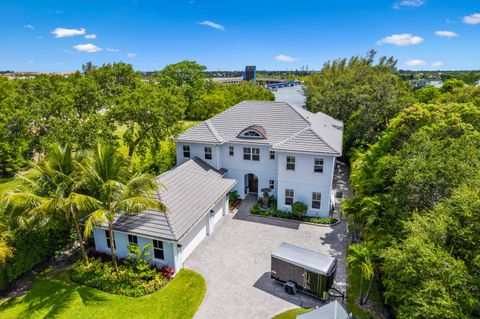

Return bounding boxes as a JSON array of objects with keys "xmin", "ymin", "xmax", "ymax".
[{"xmin": 184, "ymin": 198, "xmax": 347, "ymax": 319}]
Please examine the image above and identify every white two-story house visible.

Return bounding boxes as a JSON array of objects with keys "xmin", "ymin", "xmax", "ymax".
[
  {"xmin": 175, "ymin": 100, "xmax": 343, "ymax": 217},
  {"xmin": 88, "ymin": 100, "xmax": 342, "ymax": 274}
]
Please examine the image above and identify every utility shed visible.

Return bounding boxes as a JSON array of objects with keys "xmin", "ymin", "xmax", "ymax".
[{"xmin": 296, "ymin": 301, "xmax": 350, "ymax": 319}]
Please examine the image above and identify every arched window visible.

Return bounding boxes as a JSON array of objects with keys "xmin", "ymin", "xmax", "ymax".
[{"xmin": 237, "ymin": 125, "xmax": 267, "ymax": 139}]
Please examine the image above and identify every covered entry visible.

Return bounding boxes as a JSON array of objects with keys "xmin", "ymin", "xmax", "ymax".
[{"xmin": 244, "ymin": 173, "xmax": 258, "ymax": 194}]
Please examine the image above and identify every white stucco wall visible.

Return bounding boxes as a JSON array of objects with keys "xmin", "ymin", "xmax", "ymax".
[
  {"xmin": 276, "ymin": 151, "xmax": 335, "ymax": 217},
  {"xmin": 176, "ymin": 141, "xmax": 337, "ymax": 217},
  {"xmin": 92, "ymin": 228, "xmax": 178, "ymax": 270}
]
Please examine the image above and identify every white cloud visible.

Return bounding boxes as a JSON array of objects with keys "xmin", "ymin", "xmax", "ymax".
[
  {"xmin": 85, "ymin": 34, "xmax": 96, "ymax": 39},
  {"xmin": 52, "ymin": 27, "xmax": 86, "ymax": 38},
  {"xmin": 435, "ymin": 30, "xmax": 458, "ymax": 38},
  {"xmin": 405, "ymin": 59, "xmax": 427, "ymax": 67},
  {"xmin": 432, "ymin": 61, "xmax": 444, "ymax": 68},
  {"xmin": 463, "ymin": 13, "xmax": 480, "ymax": 25},
  {"xmin": 24, "ymin": 24, "xmax": 34, "ymax": 29},
  {"xmin": 393, "ymin": 0, "xmax": 424, "ymax": 9},
  {"xmin": 275, "ymin": 54, "xmax": 298, "ymax": 62},
  {"xmin": 127, "ymin": 52, "xmax": 137, "ymax": 57},
  {"xmin": 106, "ymin": 48, "xmax": 119, "ymax": 52},
  {"xmin": 198, "ymin": 20, "xmax": 225, "ymax": 31},
  {"xmin": 377, "ymin": 33, "xmax": 423, "ymax": 46},
  {"xmin": 73, "ymin": 43, "xmax": 102, "ymax": 53}
]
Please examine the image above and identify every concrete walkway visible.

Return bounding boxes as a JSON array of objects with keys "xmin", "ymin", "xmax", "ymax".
[{"xmin": 184, "ymin": 163, "xmax": 350, "ymax": 319}]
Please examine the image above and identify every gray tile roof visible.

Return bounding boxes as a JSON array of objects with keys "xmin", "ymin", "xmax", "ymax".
[
  {"xmin": 175, "ymin": 101, "xmax": 343, "ymax": 155},
  {"xmin": 102, "ymin": 157, "xmax": 235, "ymax": 242}
]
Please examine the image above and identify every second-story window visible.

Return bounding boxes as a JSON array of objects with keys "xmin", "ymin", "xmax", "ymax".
[
  {"xmin": 252, "ymin": 148, "xmax": 260, "ymax": 161},
  {"xmin": 314, "ymin": 158, "xmax": 324, "ymax": 173},
  {"xmin": 229, "ymin": 146, "xmax": 234, "ymax": 156},
  {"xmin": 270, "ymin": 150, "xmax": 275, "ymax": 160},
  {"xmin": 243, "ymin": 147, "xmax": 251, "ymax": 160},
  {"xmin": 204, "ymin": 147, "xmax": 212, "ymax": 160},
  {"xmin": 183, "ymin": 145, "xmax": 190, "ymax": 158},
  {"xmin": 286, "ymin": 156, "xmax": 296, "ymax": 170},
  {"xmin": 269, "ymin": 180, "xmax": 275, "ymax": 190}
]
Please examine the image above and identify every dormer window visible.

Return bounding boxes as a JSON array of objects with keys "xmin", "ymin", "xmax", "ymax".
[
  {"xmin": 237, "ymin": 125, "xmax": 267, "ymax": 139},
  {"xmin": 242, "ymin": 130, "xmax": 261, "ymax": 137}
]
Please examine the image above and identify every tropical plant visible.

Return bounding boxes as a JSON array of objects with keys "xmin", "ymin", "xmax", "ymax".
[
  {"xmin": 347, "ymin": 242, "xmax": 377, "ymax": 305},
  {"xmin": 291, "ymin": 201, "xmax": 307, "ymax": 220},
  {"xmin": 82, "ymin": 144, "xmax": 166, "ymax": 272},
  {"xmin": 5, "ymin": 144, "xmax": 99, "ymax": 265}
]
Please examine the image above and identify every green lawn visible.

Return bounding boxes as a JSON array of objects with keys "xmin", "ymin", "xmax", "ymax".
[
  {"xmin": 0, "ymin": 269, "xmax": 206, "ymax": 319},
  {"xmin": 271, "ymin": 308, "xmax": 312, "ymax": 319}
]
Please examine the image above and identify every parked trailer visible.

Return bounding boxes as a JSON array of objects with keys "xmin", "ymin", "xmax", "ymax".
[{"xmin": 271, "ymin": 242, "xmax": 337, "ymax": 300}]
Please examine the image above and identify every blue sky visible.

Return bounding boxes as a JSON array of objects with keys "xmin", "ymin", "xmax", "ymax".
[{"xmin": 1, "ymin": 0, "xmax": 479, "ymax": 71}]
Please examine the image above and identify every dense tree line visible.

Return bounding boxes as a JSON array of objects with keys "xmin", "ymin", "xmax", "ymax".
[
  {"xmin": 0, "ymin": 60, "xmax": 273, "ymax": 290},
  {"xmin": 0, "ymin": 60, "xmax": 273, "ymax": 178},
  {"xmin": 306, "ymin": 53, "xmax": 480, "ymax": 318}
]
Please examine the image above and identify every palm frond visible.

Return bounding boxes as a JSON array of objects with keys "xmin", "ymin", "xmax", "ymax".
[
  {"xmin": 117, "ymin": 196, "xmax": 167, "ymax": 214},
  {"xmin": 83, "ymin": 209, "xmax": 110, "ymax": 237}
]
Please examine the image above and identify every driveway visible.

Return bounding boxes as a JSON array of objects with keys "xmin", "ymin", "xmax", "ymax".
[{"xmin": 184, "ymin": 189, "xmax": 348, "ymax": 318}]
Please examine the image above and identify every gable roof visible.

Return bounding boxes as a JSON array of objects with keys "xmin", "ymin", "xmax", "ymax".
[
  {"xmin": 102, "ymin": 157, "xmax": 235, "ymax": 242},
  {"xmin": 175, "ymin": 101, "xmax": 343, "ymax": 155}
]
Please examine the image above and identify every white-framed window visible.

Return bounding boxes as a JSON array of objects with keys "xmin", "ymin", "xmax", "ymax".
[
  {"xmin": 204, "ymin": 147, "xmax": 212, "ymax": 160},
  {"xmin": 183, "ymin": 145, "xmax": 190, "ymax": 158},
  {"xmin": 270, "ymin": 150, "xmax": 275, "ymax": 160},
  {"xmin": 229, "ymin": 146, "xmax": 234, "ymax": 156},
  {"xmin": 312, "ymin": 192, "xmax": 321, "ymax": 209},
  {"xmin": 286, "ymin": 156, "xmax": 296, "ymax": 170},
  {"xmin": 243, "ymin": 147, "xmax": 251, "ymax": 160},
  {"xmin": 285, "ymin": 189, "xmax": 294, "ymax": 206},
  {"xmin": 105, "ymin": 229, "xmax": 116, "ymax": 249},
  {"xmin": 314, "ymin": 158, "xmax": 324, "ymax": 173},
  {"xmin": 153, "ymin": 240, "xmax": 164, "ymax": 260},
  {"xmin": 252, "ymin": 148, "xmax": 260, "ymax": 161},
  {"xmin": 269, "ymin": 180, "xmax": 275, "ymax": 190},
  {"xmin": 128, "ymin": 234, "xmax": 138, "ymax": 246}
]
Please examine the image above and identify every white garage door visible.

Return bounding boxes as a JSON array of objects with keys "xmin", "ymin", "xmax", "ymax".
[{"xmin": 180, "ymin": 216, "xmax": 207, "ymax": 263}]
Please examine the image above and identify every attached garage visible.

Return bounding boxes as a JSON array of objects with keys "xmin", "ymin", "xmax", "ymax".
[{"xmin": 90, "ymin": 157, "xmax": 236, "ymax": 274}]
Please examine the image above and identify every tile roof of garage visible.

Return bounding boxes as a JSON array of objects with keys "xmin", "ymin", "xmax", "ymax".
[
  {"xmin": 175, "ymin": 101, "xmax": 343, "ymax": 156},
  {"xmin": 102, "ymin": 157, "xmax": 236, "ymax": 242}
]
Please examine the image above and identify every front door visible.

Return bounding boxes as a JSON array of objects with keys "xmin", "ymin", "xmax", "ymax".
[{"xmin": 249, "ymin": 174, "xmax": 258, "ymax": 194}]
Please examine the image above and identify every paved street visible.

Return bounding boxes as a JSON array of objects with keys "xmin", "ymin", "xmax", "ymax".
[{"xmin": 184, "ymin": 170, "xmax": 348, "ymax": 319}]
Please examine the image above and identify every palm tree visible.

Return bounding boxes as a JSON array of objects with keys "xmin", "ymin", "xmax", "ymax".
[
  {"xmin": 5, "ymin": 144, "xmax": 99, "ymax": 265},
  {"xmin": 82, "ymin": 144, "xmax": 166, "ymax": 272},
  {"xmin": 347, "ymin": 242, "xmax": 377, "ymax": 305},
  {"xmin": 0, "ymin": 203, "xmax": 14, "ymax": 290}
]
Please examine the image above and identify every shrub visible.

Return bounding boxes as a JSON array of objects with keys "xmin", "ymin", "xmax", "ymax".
[
  {"xmin": 70, "ymin": 254, "xmax": 170, "ymax": 297},
  {"xmin": 303, "ymin": 217, "xmax": 338, "ymax": 224},
  {"xmin": 291, "ymin": 201, "xmax": 307, "ymax": 220},
  {"xmin": 228, "ymin": 191, "xmax": 239, "ymax": 205}
]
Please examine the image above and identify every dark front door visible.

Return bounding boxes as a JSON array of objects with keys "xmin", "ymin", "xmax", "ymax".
[{"xmin": 248, "ymin": 174, "xmax": 258, "ymax": 194}]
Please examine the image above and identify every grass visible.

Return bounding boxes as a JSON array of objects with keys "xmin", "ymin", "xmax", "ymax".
[
  {"xmin": 0, "ymin": 268, "xmax": 206, "ymax": 319},
  {"xmin": 346, "ymin": 265, "xmax": 383, "ymax": 319},
  {"xmin": 271, "ymin": 308, "xmax": 312, "ymax": 319}
]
